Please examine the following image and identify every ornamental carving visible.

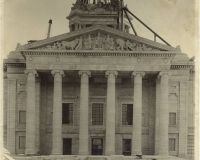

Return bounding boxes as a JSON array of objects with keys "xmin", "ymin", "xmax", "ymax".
[
  {"xmin": 73, "ymin": 0, "xmax": 120, "ymax": 12},
  {"xmin": 35, "ymin": 32, "xmax": 161, "ymax": 51}
]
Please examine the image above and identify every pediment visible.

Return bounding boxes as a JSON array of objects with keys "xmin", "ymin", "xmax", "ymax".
[{"xmin": 19, "ymin": 25, "xmax": 176, "ymax": 52}]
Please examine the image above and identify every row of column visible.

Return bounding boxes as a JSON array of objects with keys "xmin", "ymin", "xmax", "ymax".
[{"xmin": 24, "ymin": 69, "xmax": 169, "ymax": 156}]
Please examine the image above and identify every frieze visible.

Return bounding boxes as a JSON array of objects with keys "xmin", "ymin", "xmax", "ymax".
[{"xmin": 35, "ymin": 32, "xmax": 162, "ymax": 51}]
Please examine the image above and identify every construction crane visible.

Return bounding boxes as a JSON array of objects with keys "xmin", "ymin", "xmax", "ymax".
[{"xmin": 118, "ymin": 0, "xmax": 171, "ymax": 46}]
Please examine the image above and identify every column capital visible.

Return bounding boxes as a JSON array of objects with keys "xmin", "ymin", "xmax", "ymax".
[
  {"xmin": 131, "ymin": 71, "xmax": 145, "ymax": 78},
  {"xmin": 158, "ymin": 71, "xmax": 170, "ymax": 77},
  {"xmin": 157, "ymin": 71, "xmax": 170, "ymax": 79},
  {"xmin": 25, "ymin": 69, "xmax": 38, "ymax": 76},
  {"xmin": 51, "ymin": 70, "xmax": 64, "ymax": 77},
  {"xmin": 105, "ymin": 70, "xmax": 118, "ymax": 78},
  {"xmin": 78, "ymin": 70, "xmax": 91, "ymax": 77}
]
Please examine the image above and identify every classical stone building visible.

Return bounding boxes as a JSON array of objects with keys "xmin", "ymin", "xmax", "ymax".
[{"xmin": 3, "ymin": 0, "xmax": 195, "ymax": 160}]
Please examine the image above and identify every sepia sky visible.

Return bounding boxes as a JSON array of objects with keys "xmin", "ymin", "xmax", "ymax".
[{"xmin": 2, "ymin": 0, "xmax": 197, "ymax": 58}]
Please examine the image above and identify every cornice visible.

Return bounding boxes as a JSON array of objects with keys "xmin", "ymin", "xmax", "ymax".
[
  {"xmin": 21, "ymin": 50, "xmax": 177, "ymax": 57},
  {"xmin": 170, "ymin": 65, "xmax": 193, "ymax": 70},
  {"xmin": 4, "ymin": 63, "xmax": 26, "ymax": 68}
]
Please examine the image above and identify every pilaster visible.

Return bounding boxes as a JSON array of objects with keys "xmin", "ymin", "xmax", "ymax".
[
  {"xmin": 6, "ymin": 79, "xmax": 17, "ymax": 154},
  {"xmin": 179, "ymin": 80, "xmax": 189, "ymax": 157},
  {"xmin": 35, "ymin": 78, "xmax": 41, "ymax": 154},
  {"xmin": 157, "ymin": 71, "xmax": 169, "ymax": 155},
  {"xmin": 155, "ymin": 78, "xmax": 160, "ymax": 155}
]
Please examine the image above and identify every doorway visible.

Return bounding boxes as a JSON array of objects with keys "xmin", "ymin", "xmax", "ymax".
[
  {"xmin": 91, "ymin": 138, "xmax": 103, "ymax": 155},
  {"xmin": 122, "ymin": 139, "xmax": 131, "ymax": 156},
  {"xmin": 63, "ymin": 138, "xmax": 72, "ymax": 155}
]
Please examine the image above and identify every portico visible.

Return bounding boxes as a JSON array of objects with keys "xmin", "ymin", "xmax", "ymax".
[{"xmin": 24, "ymin": 59, "xmax": 170, "ymax": 156}]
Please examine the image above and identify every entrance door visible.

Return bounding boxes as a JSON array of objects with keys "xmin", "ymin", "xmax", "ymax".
[
  {"xmin": 92, "ymin": 138, "xmax": 103, "ymax": 155},
  {"xmin": 63, "ymin": 138, "xmax": 72, "ymax": 155},
  {"xmin": 122, "ymin": 139, "xmax": 131, "ymax": 156}
]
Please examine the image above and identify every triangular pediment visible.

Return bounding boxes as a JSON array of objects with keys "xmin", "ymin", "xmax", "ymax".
[{"xmin": 19, "ymin": 25, "xmax": 176, "ymax": 52}]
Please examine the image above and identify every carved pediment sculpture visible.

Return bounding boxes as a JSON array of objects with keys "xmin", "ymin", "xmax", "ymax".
[{"xmin": 34, "ymin": 32, "xmax": 162, "ymax": 51}]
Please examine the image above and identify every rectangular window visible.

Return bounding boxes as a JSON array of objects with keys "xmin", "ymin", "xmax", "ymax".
[
  {"xmin": 92, "ymin": 103, "xmax": 104, "ymax": 125},
  {"xmin": 169, "ymin": 138, "xmax": 176, "ymax": 151},
  {"xmin": 122, "ymin": 104, "xmax": 133, "ymax": 125},
  {"xmin": 19, "ymin": 136, "xmax": 25, "ymax": 149},
  {"xmin": 62, "ymin": 103, "xmax": 73, "ymax": 124},
  {"xmin": 169, "ymin": 112, "xmax": 176, "ymax": 125},
  {"xmin": 123, "ymin": 139, "xmax": 131, "ymax": 156},
  {"xmin": 19, "ymin": 111, "xmax": 26, "ymax": 124}
]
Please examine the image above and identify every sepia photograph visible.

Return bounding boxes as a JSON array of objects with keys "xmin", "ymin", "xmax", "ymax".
[{"xmin": 0, "ymin": 0, "xmax": 199, "ymax": 160}]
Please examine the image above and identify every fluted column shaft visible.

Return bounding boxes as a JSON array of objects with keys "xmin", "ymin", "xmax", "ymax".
[
  {"xmin": 51, "ymin": 70, "xmax": 64, "ymax": 155},
  {"xmin": 105, "ymin": 71, "xmax": 118, "ymax": 156},
  {"xmin": 158, "ymin": 72, "xmax": 169, "ymax": 155},
  {"xmin": 25, "ymin": 70, "xmax": 37, "ymax": 155},
  {"xmin": 132, "ymin": 72, "xmax": 145, "ymax": 155},
  {"xmin": 79, "ymin": 71, "xmax": 91, "ymax": 155}
]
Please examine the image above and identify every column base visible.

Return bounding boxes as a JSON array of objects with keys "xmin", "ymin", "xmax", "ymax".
[
  {"xmin": 51, "ymin": 150, "xmax": 62, "ymax": 155},
  {"xmin": 78, "ymin": 150, "xmax": 89, "ymax": 156},
  {"xmin": 51, "ymin": 153, "xmax": 62, "ymax": 155},
  {"xmin": 25, "ymin": 149, "xmax": 37, "ymax": 156},
  {"xmin": 132, "ymin": 152, "xmax": 142, "ymax": 156}
]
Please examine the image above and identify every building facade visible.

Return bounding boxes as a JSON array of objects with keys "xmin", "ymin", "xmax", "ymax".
[{"xmin": 3, "ymin": 1, "xmax": 195, "ymax": 160}]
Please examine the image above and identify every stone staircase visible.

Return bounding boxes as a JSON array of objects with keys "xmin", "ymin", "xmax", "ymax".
[{"xmin": 5, "ymin": 155, "xmax": 189, "ymax": 160}]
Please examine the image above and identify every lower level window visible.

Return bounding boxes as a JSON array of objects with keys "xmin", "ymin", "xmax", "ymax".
[
  {"xmin": 19, "ymin": 136, "xmax": 25, "ymax": 149},
  {"xmin": 123, "ymin": 139, "xmax": 131, "ymax": 156},
  {"xmin": 169, "ymin": 138, "xmax": 176, "ymax": 151}
]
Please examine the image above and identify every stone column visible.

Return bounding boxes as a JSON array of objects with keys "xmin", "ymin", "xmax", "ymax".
[
  {"xmin": 25, "ymin": 69, "xmax": 37, "ymax": 155},
  {"xmin": 158, "ymin": 72, "xmax": 169, "ymax": 155},
  {"xmin": 78, "ymin": 71, "xmax": 91, "ymax": 155},
  {"xmin": 6, "ymin": 79, "xmax": 17, "ymax": 154},
  {"xmin": 51, "ymin": 70, "xmax": 64, "ymax": 155},
  {"xmin": 105, "ymin": 71, "xmax": 118, "ymax": 156},
  {"xmin": 131, "ymin": 72, "xmax": 145, "ymax": 155}
]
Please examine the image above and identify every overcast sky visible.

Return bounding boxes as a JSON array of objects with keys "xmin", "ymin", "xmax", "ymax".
[{"xmin": 3, "ymin": 0, "xmax": 197, "ymax": 58}]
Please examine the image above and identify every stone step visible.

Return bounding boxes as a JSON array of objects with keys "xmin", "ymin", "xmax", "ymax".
[
  {"xmin": 86, "ymin": 156, "xmax": 107, "ymax": 160},
  {"xmin": 12, "ymin": 155, "xmax": 189, "ymax": 160}
]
